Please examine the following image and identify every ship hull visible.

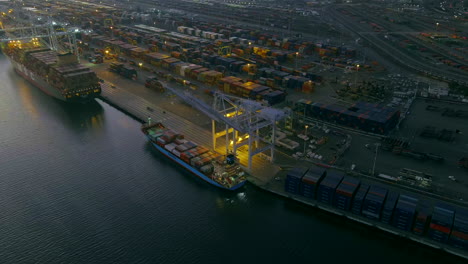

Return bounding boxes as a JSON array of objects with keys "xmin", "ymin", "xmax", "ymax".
[
  {"xmin": 9, "ymin": 59, "xmax": 98, "ymax": 103},
  {"xmin": 146, "ymin": 135, "xmax": 246, "ymax": 191}
]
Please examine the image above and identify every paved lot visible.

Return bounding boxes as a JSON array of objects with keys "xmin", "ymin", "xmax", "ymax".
[{"xmin": 340, "ymin": 98, "xmax": 468, "ymax": 199}]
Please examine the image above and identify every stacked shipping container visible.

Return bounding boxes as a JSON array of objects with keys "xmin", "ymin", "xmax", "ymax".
[
  {"xmin": 428, "ymin": 204, "xmax": 455, "ymax": 243},
  {"xmin": 334, "ymin": 177, "xmax": 360, "ymax": 211},
  {"xmin": 392, "ymin": 195, "xmax": 418, "ymax": 231},
  {"xmin": 297, "ymin": 100, "xmax": 400, "ymax": 135},
  {"xmin": 301, "ymin": 168, "xmax": 327, "ymax": 199},
  {"xmin": 283, "ymin": 167, "xmax": 468, "ymax": 252},
  {"xmin": 317, "ymin": 173, "xmax": 344, "ymax": 205},
  {"xmin": 362, "ymin": 185, "xmax": 388, "ymax": 220},
  {"xmin": 285, "ymin": 167, "xmax": 308, "ymax": 195}
]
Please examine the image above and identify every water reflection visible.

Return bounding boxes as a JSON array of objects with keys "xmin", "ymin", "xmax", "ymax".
[{"xmin": 59, "ymin": 100, "xmax": 105, "ymax": 131}]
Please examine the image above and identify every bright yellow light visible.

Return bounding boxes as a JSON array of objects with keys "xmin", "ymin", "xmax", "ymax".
[
  {"xmin": 105, "ymin": 50, "xmax": 109, "ymax": 54},
  {"xmin": 230, "ymin": 140, "xmax": 234, "ymax": 145},
  {"xmin": 138, "ymin": 62, "xmax": 143, "ymax": 67}
]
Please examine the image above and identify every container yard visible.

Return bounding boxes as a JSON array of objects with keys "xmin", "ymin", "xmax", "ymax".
[{"xmin": 2, "ymin": 0, "xmax": 468, "ymax": 260}]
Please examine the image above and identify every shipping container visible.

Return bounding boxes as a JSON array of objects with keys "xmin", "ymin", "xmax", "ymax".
[
  {"xmin": 381, "ymin": 191, "xmax": 399, "ymax": 224},
  {"xmin": 351, "ymin": 184, "xmax": 370, "ymax": 215},
  {"xmin": 317, "ymin": 173, "xmax": 344, "ymax": 205},
  {"xmin": 392, "ymin": 195, "xmax": 418, "ymax": 231},
  {"xmin": 449, "ymin": 208, "xmax": 468, "ymax": 250},
  {"xmin": 362, "ymin": 185, "xmax": 388, "ymax": 220},
  {"xmin": 334, "ymin": 177, "xmax": 360, "ymax": 211},
  {"xmin": 285, "ymin": 167, "xmax": 308, "ymax": 195},
  {"xmin": 428, "ymin": 204, "xmax": 455, "ymax": 243},
  {"xmin": 300, "ymin": 167, "xmax": 327, "ymax": 199},
  {"xmin": 413, "ymin": 201, "xmax": 432, "ymax": 235}
]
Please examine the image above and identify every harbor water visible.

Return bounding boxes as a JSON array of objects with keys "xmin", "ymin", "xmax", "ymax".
[{"xmin": 0, "ymin": 55, "xmax": 464, "ymax": 263}]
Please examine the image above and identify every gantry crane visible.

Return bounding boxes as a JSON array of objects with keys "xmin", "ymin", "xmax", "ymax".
[
  {"xmin": 0, "ymin": 22, "xmax": 81, "ymax": 61},
  {"xmin": 161, "ymin": 83, "xmax": 287, "ymax": 171}
]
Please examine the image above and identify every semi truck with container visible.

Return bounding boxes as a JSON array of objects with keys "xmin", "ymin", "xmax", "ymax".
[
  {"xmin": 145, "ymin": 76, "xmax": 164, "ymax": 92},
  {"xmin": 108, "ymin": 62, "xmax": 137, "ymax": 80}
]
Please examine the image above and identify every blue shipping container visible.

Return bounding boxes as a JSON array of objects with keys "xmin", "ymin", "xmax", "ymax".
[
  {"xmin": 300, "ymin": 168, "xmax": 326, "ymax": 199},
  {"xmin": 362, "ymin": 186, "xmax": 388, "ymax": 220},
  {"xmin": 317, "ymin": 173, "xmax": 344, "ymax": 205},
  {"xmin": 351, "ymin": 184, "xmax": 370, "ymax": 215},
  {"xmin": 392, "ymin": 195, "xmax": 418, "ymax": 231},
  {"xmin": 381, "ymin": 191, "xmax": 399, "ymax": 224}
]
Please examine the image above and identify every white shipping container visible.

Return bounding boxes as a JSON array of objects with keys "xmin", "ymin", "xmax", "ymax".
[
  {"xmin": 164, "ymin": 143, "xmax": 177, "ymax": 152},
  {"xmin": 172, "ymin": 149, "xmax": 181, "ymax": 158}
]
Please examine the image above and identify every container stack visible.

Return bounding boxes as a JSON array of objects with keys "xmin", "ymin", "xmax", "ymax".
[
  {"xmin": 333, "ymin": 177, "xmax": 360, "ymax": 211},
  {"xmin": 362, "ymin": 186, "xmax": 388, "ymax": 220},
  {"xmin": 381, "ymin": 192, "xmax": 399, "ymax": 224},
  {"xmin": 263, "ymin": 90, "xmax": 286, "ymax": 105},
  {"xmin": 449, "ymin": 208, "xmax": 468, "ymax": 250},
  {"xmin": 300, "ymin": 168, "xmax": 326, "ymax": 199},
  {"xmin": 428, "ymin": 204, "xmax": 455, "ymax": 243},
  {"xmin": 285, "ymin": 167, "xmax": 308, "ymax": 195},
  {"xmin": 298, "ymin": 101, "xmax": 401, "ymax": 135},
  {"xmin": 413, "ymin": 202, "xmax": 432, "ymax": 236},
  {"xmin": 317, "ymin": 173, "xmax": 344, "ymax": 205},
  {"xmin": 392, "ymin": 195, "xmax": 418, "ymax": 231},
  {"xmin": 351, "ymin": 184, "xmax": 370, "ymax": 215}
]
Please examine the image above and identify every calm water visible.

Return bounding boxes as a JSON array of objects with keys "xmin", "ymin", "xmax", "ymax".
[{"xmin": 0, "ymin": 55, "xmax": 464, "ymax": 264}]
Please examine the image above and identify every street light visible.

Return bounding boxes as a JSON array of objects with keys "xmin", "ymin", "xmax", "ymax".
[
  {"xmin": 436, "ymin": 22, "xmax": 439, "ymax": 31},
  {"xmin": 354, "ymin": 64, "xmax": 360, "ymax": 85},
  {"xmin": 303, "ymin": 125, "xmax": 309, "ymax": 156},
  {"xmin": 295, "ymin": 52, "xmax": 299, "ymax": 70}
]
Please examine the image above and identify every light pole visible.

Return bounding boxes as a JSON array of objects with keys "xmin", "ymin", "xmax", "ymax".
[
  {"xmin": 295, "ymin": 52, "xmax": 299, "ymax": 70},
  {"xmin": 371, "ymin": 143, "xmax": 381, "ymax": 176},
  {"xmin": 436, "ymin": 22, "xmax": 439, "ymax": 31},
  {"xmin": 303, "ymin": 125, "xmax": 309, "ymax": 156},
  {"xmin": 354, "ymin": 64, "xmax": 360, "ymax": 86}
]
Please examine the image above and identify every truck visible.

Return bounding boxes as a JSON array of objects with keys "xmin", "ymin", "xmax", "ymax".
[
  {"xmin": 145, "ymin": 76, "xmax": 164, "ymax": 92},
  {"xmin": 88, "ymin": 54, "xmax": 103, "ymax": 64},
  {"xmin": 108, "ymin": 62, "xmax": 137, "ymax": 80}
]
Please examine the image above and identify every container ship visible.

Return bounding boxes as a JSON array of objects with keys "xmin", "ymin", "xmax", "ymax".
[
  {"xmin": 285, "ymin": 167, "xmax": 468, "ymax": 258},
  {"xmin": 2, "ymin": 40, "xmax": 101, "ymax": 102},
  {"xmin": 141, "ymin": 121, "xmax": 247, "ymax": 190}
]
